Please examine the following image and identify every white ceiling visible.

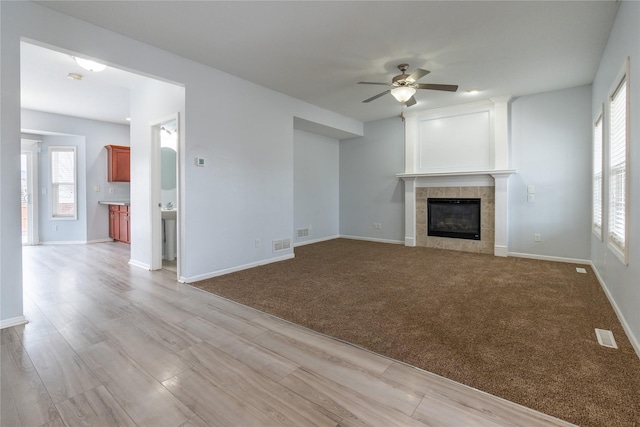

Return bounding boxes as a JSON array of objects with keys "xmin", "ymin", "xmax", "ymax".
[{"xmin": 25, "ymin": 1, "xmax": 619, "ymax": 125}]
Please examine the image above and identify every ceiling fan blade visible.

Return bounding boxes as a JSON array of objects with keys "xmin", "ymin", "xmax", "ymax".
[
  {"xmin": 358, "ymin": 81, "xmax": 391, "ymax": 86},
  {"xmin": 405, "ymin": 96, "xmax": 417, "ymax": 107},
  {"xmin": 408, "ymin": 68, "xmax": 430, "ymax": 82},
  {"xmin": 416, "ymin": 83, "xmax": 459, "ymax": 92},
  {"xmin": 362, "ymin": 90, "xmax": 390, "ymax": 103}
]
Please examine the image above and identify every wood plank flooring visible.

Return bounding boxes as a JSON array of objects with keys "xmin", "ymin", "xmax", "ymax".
[{"xmin": 1, "ymin": 242, "xmax": 576, "ymax": 426}]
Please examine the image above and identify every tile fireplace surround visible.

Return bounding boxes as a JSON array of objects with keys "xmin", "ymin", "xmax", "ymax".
[
  {"xmin": 398, "ymin": 170, "xmax": 515, "ymax": 257},
  {"xmin": 417, "ymin": 186, "xmax": 494, "ymax": 254}
]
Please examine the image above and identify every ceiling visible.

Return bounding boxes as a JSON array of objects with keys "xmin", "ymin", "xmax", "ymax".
[{"xmin": 25, "ymin": 1, "xmax": 619, "ymax": 125}]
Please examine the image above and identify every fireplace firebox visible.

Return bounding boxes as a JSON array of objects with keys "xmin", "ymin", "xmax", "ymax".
[{"xmin": 427, "ymin": 198, "xmax": 481, "ymax": 240}]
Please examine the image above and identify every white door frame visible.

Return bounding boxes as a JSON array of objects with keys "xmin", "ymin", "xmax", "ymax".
[{"xmin": 150, "ymin": 113, "xmax": 180, "ymax": 277}]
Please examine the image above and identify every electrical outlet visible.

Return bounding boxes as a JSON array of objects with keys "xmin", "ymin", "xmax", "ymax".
[
  {"xmin": 255, "ymin": 238, "xmax": 261, "ymax": 248},
  {"xmin": 109, "ymin": 187, "xmax": 115, "ymax": 194},
  {"xmin": 54, "ymin": 225, "xmax": 59, "ymax": 232},
  {"xmin": 534, "ymin": 233, "xmax": 541, "ymax": 242},
  {"xmin": 94, "ymin": 185, "xmax": 100, "ymax": 192}
]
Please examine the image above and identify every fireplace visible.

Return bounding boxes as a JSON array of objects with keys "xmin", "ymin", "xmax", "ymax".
[{"xmin": 427, "ymin": 198, "xmax": 481, "ymax": 240}]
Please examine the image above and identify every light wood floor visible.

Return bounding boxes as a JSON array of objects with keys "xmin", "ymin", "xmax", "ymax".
[{"xmin": 2, "ymin": 242, "xmax": 575, "ymax": 426}]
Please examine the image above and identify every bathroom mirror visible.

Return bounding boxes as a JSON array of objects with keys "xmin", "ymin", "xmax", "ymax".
[{"xmin": 160, "ymin": 120, "xmax": 177, "ymax": 192}]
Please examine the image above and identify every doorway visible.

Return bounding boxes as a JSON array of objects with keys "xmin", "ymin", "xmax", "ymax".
[
  {"xmin": 21, "ymin": 139, "xmax": 39, "ymax": 245},
  {"xmin": 151, "ymin": 114, "xmax": 180, "ymax": 277}
]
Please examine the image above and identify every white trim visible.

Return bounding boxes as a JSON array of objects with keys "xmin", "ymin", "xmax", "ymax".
[
  {"xmin": 129, "ymin": 259, "xmax": 151, "ymax": 270},
  {"xmin": 590, "ymin": 262, "xmax": 640, "ymax": 360},
  {"xmin": 0, "ymin": 316, "xmax": 28, "ymax": 330},
  {"xmin": 508, "ymin": 252, "xmax": 590, "ymax": 265},
  {"xmin": 87, "ymin": 238, "xmax": 116, "ymax": 244},
  {"xmin": 294, "ymin": 235, "xmax": 340, "ymax": 247},
  {"xmin": 494, "ymin": 245, "xmax": 508, "ymax": 258},
  {"xmin": 339, "ymin": 235, "xmax": 404, "ymax": 245},
  {"xmin": 40, "ymin": 240, "xmax": 87, "ymax": 245},
  {"xmin": 182, "ymin": 253, "xmax": 295, "ymax": 283}
]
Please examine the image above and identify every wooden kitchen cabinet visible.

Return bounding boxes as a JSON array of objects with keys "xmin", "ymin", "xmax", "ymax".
[
  {"xmin": 109, "ymin": 205, "xmax": 130, "ymax": 244},
  {"xmin": 105, "ymin": 145, "xmax": 130, "ymax": 182}
]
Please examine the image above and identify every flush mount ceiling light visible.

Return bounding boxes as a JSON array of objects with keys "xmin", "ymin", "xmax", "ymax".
[
  {"xmin": 73, "ymin": 57, "xmax": 107, "ymax": 72},
  {"xmin": 390, "ymin": 86, "xmax": 417, "ymax": 103}
]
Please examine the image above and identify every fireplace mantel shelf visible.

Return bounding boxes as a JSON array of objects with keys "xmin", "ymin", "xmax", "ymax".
[{"xmin": 396, "ymin": 169, "xmax": 516, "ymax": 180}]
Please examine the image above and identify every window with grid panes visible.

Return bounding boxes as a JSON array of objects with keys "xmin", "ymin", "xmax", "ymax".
[{"xmin": 51, "ymin": 146, "xmax": 77, "ymax": 219}]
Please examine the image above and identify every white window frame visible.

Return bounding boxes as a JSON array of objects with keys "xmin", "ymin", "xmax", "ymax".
[
  {"xmin": 50, "ymin": 146, "xmax": 78, "ymax": 220},
  {"xmin": 592, "ymin": 109, "xmax": 604, "ymax": 240},
  {"xmin": 606, "ymin": 58, "xmax": 630, "ymax": 265}
]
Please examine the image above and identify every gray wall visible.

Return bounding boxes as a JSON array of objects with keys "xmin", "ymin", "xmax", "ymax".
[
  {"xmin": 509, "ymin": 85, "xmax": 592, "ymax": 259},
  {"xmin": 339, "ymin": 117, "xmax": 405, "ymax": 243},
  {"xmin": 590, "ymin": 0, "xmax": 640, "ymax": 354},
  {"xmin": 294, "ymin": 129, "xmax": 339, "ymax": 245}
]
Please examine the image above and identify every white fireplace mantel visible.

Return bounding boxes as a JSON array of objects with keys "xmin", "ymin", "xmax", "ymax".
[{"xmin": 399, "ymin": 97, "xmax": 515, "ymax": 257}]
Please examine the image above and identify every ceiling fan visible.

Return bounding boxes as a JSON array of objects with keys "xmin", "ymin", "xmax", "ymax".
[{"xmin": 358, "ymin": 64, "xmax": 458, "ymax": 107}]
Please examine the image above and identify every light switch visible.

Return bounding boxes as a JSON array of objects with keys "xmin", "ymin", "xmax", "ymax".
[
  {"xmin": 527, "ymin": 185, "xmax": 535, "ymax": 194},
  {"xmin": 527, "ymin": 194, "xmax": 535, "ymax": 203}
]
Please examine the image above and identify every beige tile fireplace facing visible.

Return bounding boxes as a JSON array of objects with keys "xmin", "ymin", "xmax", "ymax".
[{"xmin": 416, "ymin": 186, "xmax": 495, "ymax": 254}]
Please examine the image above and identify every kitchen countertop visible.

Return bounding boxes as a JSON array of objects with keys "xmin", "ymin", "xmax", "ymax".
[{"xmin": 98, "ymin": 201, "xmax": 130, "ymax": 206}]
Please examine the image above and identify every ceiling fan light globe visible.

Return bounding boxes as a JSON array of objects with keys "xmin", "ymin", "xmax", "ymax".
[{"xmin": 390, "ymin": 86, "xmax": 416, "ymax": 103}]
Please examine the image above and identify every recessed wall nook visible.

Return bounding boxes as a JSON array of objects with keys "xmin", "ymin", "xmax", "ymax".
[{"xmin": 398, "ymin": 97, "xmax": 515, "ymax": 256}]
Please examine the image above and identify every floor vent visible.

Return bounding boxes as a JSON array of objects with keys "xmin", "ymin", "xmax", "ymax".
[
  {"xmin": 576, "ymin": 267, "xmax": 587, "ymax": 274},
  {"xmin": 273, "ymin": 238, "xmax": 291, "ymax": 253},
  {"xmin": 595, "ymin": 328, "xmax": 618, "ymax": 349},
  {"xmin": 297, "ymin": 228, "xmax": 310, "ymax": 239}
]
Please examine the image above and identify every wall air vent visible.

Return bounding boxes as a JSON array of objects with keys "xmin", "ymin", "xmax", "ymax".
[
  {"xmin": 595, "ymin": 328, "xmax": 618, "ymax": 349},
  {"xmin": 297, "ymin": 228, "xmax": 310, "ymax": 239},
  {"xmin": 273, "ymin": 238, "xmax": 291, "ymax": 253}
]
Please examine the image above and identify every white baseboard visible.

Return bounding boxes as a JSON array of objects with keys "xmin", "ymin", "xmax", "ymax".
[
  {"xmin": 0, "ymin": 315, "xmax": 29, "ymax": 330},
  {"xmin": 40, "ymin": 240, "xmax": 87, "ymax": 245},
  {"xmin": 590, "ymin": 262, "xmax": 640, "ymax": 360},
  {"xmin": 182, "ymin": 253, "xmax": 295, "ymax": 283},
  {"xmin": 129, "ymin": 259, "xmax": 151, "ymax": 270},
  {"xmin": 507, "ymin": 252, "xmax": 591, "ymax": 265},
  {"xmin": 294, "ymin": 235, "xmax": 340, "ymax": 247},
  {"xmin": 87, "ymin": 238, "xmax": 114, "ymax": 244},
  {"xmin": 404, "ymin": 237, "xmax": 416, "ymax": 247},
  {"xmin": 340, "ymin": 235, "xmax": 404, "ymax": 245}
]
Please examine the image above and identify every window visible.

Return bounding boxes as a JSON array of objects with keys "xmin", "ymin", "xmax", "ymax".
[
  {"xmin": 50, "ymin": 146, "xmax": 77, "ymax": 219},
  {"xmin": 607, "ymin": 63, "xmax": 629, "ymax": 264},
  {"xmin": 592, "ymin": 112, "xmax": 603, "ymax": 239}
]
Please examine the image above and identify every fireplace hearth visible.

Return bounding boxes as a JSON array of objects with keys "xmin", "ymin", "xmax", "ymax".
[{"xmin": 427, "ymin": 198, "xmax": 481, "ymax": 240}]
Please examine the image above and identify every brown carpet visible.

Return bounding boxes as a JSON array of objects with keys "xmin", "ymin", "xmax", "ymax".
[{"xmin": 193, "ymin": 238, "xmax": 640, "ymax": 426}]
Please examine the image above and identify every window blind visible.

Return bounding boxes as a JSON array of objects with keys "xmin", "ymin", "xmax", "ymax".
[
  {"xmin": 608, "ymin": 78, "xmax": 627, "ymax": 254},
  {"xmin": 51, "ymin": 147, "xmax": 76, "ymax": 218},
  {"xmin": 592, "ymin": 114, "xmax": 603, "ymax": 237}
]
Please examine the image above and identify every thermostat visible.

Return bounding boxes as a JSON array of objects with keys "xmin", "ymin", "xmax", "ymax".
[{"xmin": 194, "ymin": 157, "xmax": 205, "ymax": 167}]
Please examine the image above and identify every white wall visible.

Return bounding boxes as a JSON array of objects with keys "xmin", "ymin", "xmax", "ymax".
[
  {"xmin": 21, "ymin": 109, "xmax": 130, "ymax": 243},
  {"xmin": 590, "ymin": 0, "xmax": 640, "ymax": 355},
  {"xmin": 0, "ymin": 1, "xmax": 362, "ymax": 324},
  {"xmin": 509, "ymin": 85, "xmax": 592, "ymax": 260},
  {"xmin": 294, "ymin": 130, "xmax": 339, "ymax": 245},
  {"xmin": 339, "ymin": 117, "xmax": 405, "ymax": 243},
  {"xmin": 129, "ymin": 78, "xmax": 184, "ymax": 270}
]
